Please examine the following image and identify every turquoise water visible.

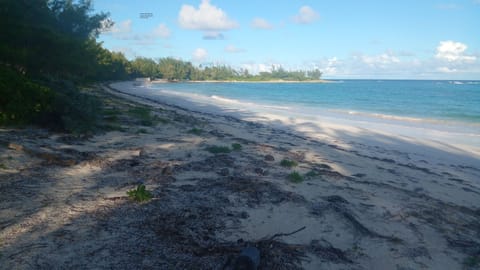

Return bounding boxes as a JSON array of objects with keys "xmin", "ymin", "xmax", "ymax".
[{"xmin": 149, "ymin": 80, "xmax": 480, "ymax": 125}]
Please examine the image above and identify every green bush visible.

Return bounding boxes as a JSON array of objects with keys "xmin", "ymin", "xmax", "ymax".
[
  {"xmin": 231, "ymin": 143, "xmax": 242, "ymax": 151},
  {"xmin": 287, "ymin": 171, "xmax": 304, "ymax": 183},
  {"xmin": 127, "ymin": 184, "xmax": 153, "ymax": 202},
  {"xmin": 0, "ymin": 67, "xmax": 54, "ymax": 125},
  {"xmin": 188, "ymin": 128, "xmax": 204, "ymax": 135},
  {"xmin": 280, "ymin": 159, "xmax": 298, "ymax": 168},
  {"xmin": 0, "ymin": 67, "xmax": 103, "ymax": 134},
  {"xmin": 48, "ymin": 80, "xmax": 103, "ymax": 134}
]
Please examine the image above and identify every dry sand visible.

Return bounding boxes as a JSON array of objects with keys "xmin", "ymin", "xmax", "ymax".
[{"xmin": 0, "ymin": 82, "xmax": 479, "ymax": 269}]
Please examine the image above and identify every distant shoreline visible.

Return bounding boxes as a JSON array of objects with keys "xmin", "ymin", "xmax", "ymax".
[{"xmin": 149, "ymin": 79, "xmax": 333, "ymax": 84}]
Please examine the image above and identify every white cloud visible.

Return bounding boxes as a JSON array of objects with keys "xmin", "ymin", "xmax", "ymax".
[
  {"xmin": 293, "ymin": 6, "xmax": 319, "ymax": 24},
  {"xmin": 323, "ymin": 57, "xmax": 340, "ymax": 75},
  {"xmin": 251, "ymin": 18, "xmax": 273, "ymax": 29},
  {"xmin": 106, "ymin": 19, "xmax": 132, "ymax": 35},
  {"xmin": 178, "ymin": 0, "xmax": 238, "ymax": 31},
  {"xmin": 225, "ymin": 45, "xmax": 245, "ymax": 53},
  {"xmin": 356, "ymin": 52, "xmax": 400, "ymax": 67},
  {"xmin": 192, "ymin": 48, "xmax": 208, "ymax": 61},
  {"xmin": 435, "ymin": 40, "xmax": 476, "ymax": 62},
  {"xmin": 437, "ymin": 66, "xmax": 457, "ymax": 73},
  {"xmin": 152, "ymin": 23, "xmax": 171, "ymax": 38},
  {"xmin": 240, "ymin": 63, "xmax": 274, "ymax": 74}
]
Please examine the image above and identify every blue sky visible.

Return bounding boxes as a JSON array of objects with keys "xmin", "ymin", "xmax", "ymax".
[{"xmin": 95, "ymin": 0, "xmax": 480, "ymax": 79}]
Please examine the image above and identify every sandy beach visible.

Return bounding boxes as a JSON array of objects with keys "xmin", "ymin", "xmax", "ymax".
[{"xmin": 1, "ymin": 81, "xmax": 479, "ymax": 269}]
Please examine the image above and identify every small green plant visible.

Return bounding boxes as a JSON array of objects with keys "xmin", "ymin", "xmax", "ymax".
[
  {"xmin": 231, "ymin": 143, "xmax": 242, "ymax": 151},
  {"xmin": 127, "ymin": 184, "xmax": 152, "ymax": 202},
  {"xmin": 280, "ymin": 159, "xmax": 298, "ymax": 168},
  {"xmin": 188, "ymin": 128, "xmax": 204, "ymax": 135},
  {"xmin": 0, "ymin": 163, "xmax": 7, "ymax": 169},
  {"xmin": 205, "ymin": 146, "xmax": 231, "ymax": 154},
  {"xmin": 464, "ymin": 256, "xmax": 480, "ymax": 268},
  {"xmin": 287, "ymin": 171, "xmax": 304, "ymax": 183}
]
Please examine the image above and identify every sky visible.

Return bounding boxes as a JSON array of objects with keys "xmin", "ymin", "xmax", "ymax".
[{"xmin": 95, "ymin": 0, "xmax": 480, "ymax": 79}]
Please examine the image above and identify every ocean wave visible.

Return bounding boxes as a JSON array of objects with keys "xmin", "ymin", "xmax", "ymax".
[
  {"xmin": 211, "ymin": 95, "xmax": 290, "ymax": 110},
  {"xmin": 329, "ymin": 109, "xmax": 436, "ymax": 123}
]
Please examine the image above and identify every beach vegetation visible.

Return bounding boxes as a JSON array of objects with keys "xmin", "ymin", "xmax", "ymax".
[
  {"xmin": 205, "ymin": 145, "xmax": 232, "ymax": 154},
  {"xmin": 280, "ymin": 159, "xmax": 298, "ymax": 168},
  {"xmin": 288, "ymin": 171, "xmax": 304, "ymax": 183},
  {"xmin": 188, "ymin": 128, "xmax": 204, "ymax": 135},
  {"xmin": 464, "ymin": 256, "xmax": 480, "ymax": 268},
  {"xmin": 231, "ymin": 143, "xmax": 242, "ymax": 151},
  {"xmin": 127, "ymin": 184, "xmax": 153, "ymax": 202},
  {"xmin": 0, "ymin": 1, "xmax": 131, "ymax": 134}
]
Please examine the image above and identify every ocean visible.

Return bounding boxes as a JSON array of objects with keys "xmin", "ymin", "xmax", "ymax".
[{"xmin": 147, "ymin": 80, "xmax": 480, "ymax": 127}]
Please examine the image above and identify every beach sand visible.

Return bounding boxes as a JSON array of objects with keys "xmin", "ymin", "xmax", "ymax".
[{"xmin": 0, "ymin": 81, "xmax": 479, "ymax": 269}]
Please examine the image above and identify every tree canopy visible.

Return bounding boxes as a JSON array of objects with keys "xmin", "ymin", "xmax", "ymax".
[{"xmin": 0, "ymin": 0, "xmax": 322, "ymax": 133}]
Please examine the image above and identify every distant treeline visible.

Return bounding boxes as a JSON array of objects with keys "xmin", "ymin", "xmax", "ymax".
[
  {"xmin": 131, "ymin": 57, "xmax": 323, "ymax": 82},
  {"xmin": 0, "ymin": 0, "xmax": 321, "ymax": 133}
]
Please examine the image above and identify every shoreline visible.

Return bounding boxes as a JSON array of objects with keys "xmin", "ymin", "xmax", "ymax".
[
  {"xmin": 1, "ymin": 82, "xmax": 479, "ymax": 269},
  {"xmin": 115, "ymin": 81, "xmax": 480, "ymax": 159},
  {"xmin": 150, "ymin": 78, "xmax": 334, "ymax": 84}
]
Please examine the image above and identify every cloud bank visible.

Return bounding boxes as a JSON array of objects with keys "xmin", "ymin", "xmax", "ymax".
[{"xmin": 178, "ymin": 0, "xmax": 238, "ymax": 31}]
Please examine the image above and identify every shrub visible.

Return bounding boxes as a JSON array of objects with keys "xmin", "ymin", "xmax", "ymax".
[
  {"xmin": 0, "ymin": 67, "xmax": 54, "ymax": 126},
  {"xmin": 48, "ymin": 80, "xmax": 103, "ymax": 134},
  {"xmin": 188, "ymin": 128, "xmax": 204, "ymax": 135},
  {"xmin": 231, "ymin": 143, "xmax": 242, "ymax": 151},
  {"xmin": 205, "ymin": 146, "xmax": 231, "ymax": 154},
  {"xmin": 464, "ymin": 256, "xmax": 480, "ymax": 267},
  {"xmin": 287, "ymin": 171, "xmax": 304, "ymax": 183},
  {"xmin": 127, "ymin": 184, "xmax": 152, "ymax": 202},
  {"xmin": 0, "ymin": 68, "xmax": 103, "ymax": 134},
  {"xmin": 280, "ymin": 159, "xmax": 298, "ymax": 168}
]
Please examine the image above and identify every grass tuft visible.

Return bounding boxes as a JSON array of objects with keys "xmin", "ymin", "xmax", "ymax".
[
  {"xmin": 464, "ymin": 256, "xmax": 480, "ymax": 268},
  {"xmin": 280, "ymin": 159, "xmax": 298, "ymax": 168},
  {"xmin": 205, "ymin": 146, "xmax": 231, "ymax": 154},
  {"xmin": 287, "ymin": 171, "xmax": 304, "ymax": 183},
  {"xmin": 127, "ymin": 184, "xmax": 152, "ymax": 202},
  {"xmin": 231, "ymin": 143, "xmax": 242, "ymax": 151}
]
